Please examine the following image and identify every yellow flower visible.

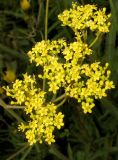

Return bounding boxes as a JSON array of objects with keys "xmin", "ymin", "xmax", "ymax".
[
  {"xmin": 20, "ymin": 0, "xmax": 30, "ymax": 11},
  {"xmin": 82, "ymin": 101, "xmax": 95, "ymax": 114}
]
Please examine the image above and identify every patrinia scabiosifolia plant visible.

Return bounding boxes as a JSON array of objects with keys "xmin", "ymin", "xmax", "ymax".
[{"xmin": 4, "ymin": 3, "xmax": 115, "ymax": 145}]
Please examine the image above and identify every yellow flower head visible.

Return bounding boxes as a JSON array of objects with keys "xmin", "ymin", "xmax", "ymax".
[
  {"xmin": 20, "ymin": 0, "xmax": 31, "ymax": 11},
  {"xmin": 58, "ymin": 2, "xmax": 111, "ymax": 36},
  {"xmin": 5, "ymin": 74, "xmax": 64, "ymax": 145}
]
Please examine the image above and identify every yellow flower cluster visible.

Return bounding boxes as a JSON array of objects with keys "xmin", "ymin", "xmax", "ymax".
[
  {"xmin": 27, "ymin": 35, "xmax": 114, "ymax": 114},
  {"xmin": 5, "ymin": 74, "xmax": 64, "ymax": 145},
  {"xmin": 65, "ymin": 62, "xmax": 115, "ymax": 113},
  {"xmin": 4, "ymin": 2, "xmax": 114, "ymax": 145},
  {"xmin": 28, "ymin": 39, "xmax": 67, "ymax": 94},
  {"xmin": 18, "ymin": 103, "xmax": 64, "ymax": 145},
  {"xmin": 58, "ymin": 3, "xmax": 111, "ymax": 36}
]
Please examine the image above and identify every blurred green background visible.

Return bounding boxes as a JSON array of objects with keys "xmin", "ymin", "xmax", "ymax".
[{"xmin": 0, "ymin": 0, "xmax": 118, "ymax": 159}]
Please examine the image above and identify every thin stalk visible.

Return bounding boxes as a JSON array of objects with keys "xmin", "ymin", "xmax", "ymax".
[
  {"xmin": 36, "ymin": 0, "xmax": 42, "ymax": 30},
  {"xmin": 21, "ymin": 145, "xmax": 32, "ymax": 160},
  {"xmin": 57, "ymin": 97, "xmax": 67, "ymax": 107},
  {"xmin": 43, "ymin": 0, "xmax": 49, "ymax": 91},
  {"xmin": 35, "ymin": 143, "xmax": 41, "ymax": 153},
  {"xmin": 52, "ymin": 93, "xmax": 66, "ymax": 103},
  {"xmin": 6, "ymin": 144, "xmax": 29, "ymax": 160},
  {"xmin": 45, "ymin": 0, "xmax": 49, "ymax": 40},
  {"xmin": 89, "ymin": 32, "xmax": 101, "ymax": 48},
  {"xmin": 43, "ymin": 78, "xmax": 46, "ymax": 91},
  {"xmin": 0, "ymin": 98, "xmax": 24, "ymax": 122},
  {"xmin": 6, "ymin": 105, "xmax": 25, "ymax": 109},
  {"xmin": 49, "ymin": 145, "xmax": 69, "ymax": 160}
]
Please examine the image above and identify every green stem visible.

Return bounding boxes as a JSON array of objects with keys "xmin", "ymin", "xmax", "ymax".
[
  {"xmin": 21, "ymin": 145, "xmax": 32, "ymax": 160},
  {"xmin": 35, "ymin": 143, "xmax": 41, "ymax": 154},
  {"xmin": 43, "ymin": 78, "xmax": 46, "ymax": 91},
  {"xmin": 43, "ymin": 0, "xmax": 49, "ymax": 91},
  {"xmin": 45, "ymin": 0, "xmax": 49, "ymax": 40},
  {"xmin": 49, "ymin": 144, "xmax": 69, "ymax": 160},
  {"xmin": 36, "ymin": 0, "xmax": 42, "ymax": 29},
  {"xmin": 6, "ymin": 144, "xmax": 29, "ymax": 160},
  {"xmin": 7, "ymin": 105, "xmax": 25, "ymax": 109},
  {"xmin": 57, "ymin": 97, "xmax": 67, "ymax": 107},
  {"xmin": 52, "ymin": 93, "xmax": 66, "ymax": 103},
  {"xmin": 89, "ymin": 32, "xmax": 101, "ymax": 48},
  {"xmin": 0, "ymin": 98, "xmax": 24, "ymax": 122}
]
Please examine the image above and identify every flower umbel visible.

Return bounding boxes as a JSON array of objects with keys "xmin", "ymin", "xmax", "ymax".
[
  {"xmin": 58, "ymin": 3, "xmax": 111, "ymax": 36},
  {"xmin": 5, "ymin": 74, "xmax": 64, "ymax": 145}
]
